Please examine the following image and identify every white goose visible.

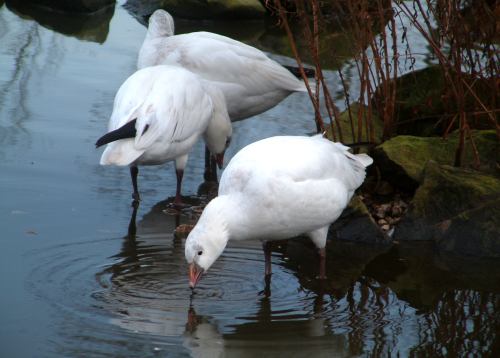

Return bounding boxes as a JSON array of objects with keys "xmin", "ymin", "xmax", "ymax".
[
  {"xmin": 138, "ymin": 9, "xmax": 312, "ymax": 178},
  {"xmin": 185, "ymin": 135, "xmax": 373, "ymax": 288},
  {"xmin": 95, "ymin": 65, "xmax": 232, "ymax": 205}
]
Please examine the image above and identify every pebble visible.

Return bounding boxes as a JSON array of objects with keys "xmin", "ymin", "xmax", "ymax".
[{"xmin": 363, "ymin": 191, "xmax": 410, "ymax": 234}]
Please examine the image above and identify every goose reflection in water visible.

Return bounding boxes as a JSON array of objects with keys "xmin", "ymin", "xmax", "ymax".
[{"xmin": 94, "ymin": 198, "xmax": 500, "ymax": 356}]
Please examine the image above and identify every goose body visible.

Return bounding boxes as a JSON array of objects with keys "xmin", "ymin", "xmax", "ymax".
[
  {"xmin": 138, "ymin": 10, "xmax": 309, "ymax": 122},
  {"xmin": 185, "ymin": 135, "xmax": 373, "ymax": 288},
  {"xmin": 96, "ymin": 65, "xmax": 232, "ymax": 204}
]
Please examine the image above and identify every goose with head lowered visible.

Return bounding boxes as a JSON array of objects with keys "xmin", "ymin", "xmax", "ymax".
[
  {"xmin": 138, "ymin": 9, "xmax": 313, "ymax": 179},
  {"xmin": 95, "ymin": 65, "xmax": 232, "ymax": 206},
  {"xmin": 185, "ymin": 135, "xmax": 373, "ymax": 288}
]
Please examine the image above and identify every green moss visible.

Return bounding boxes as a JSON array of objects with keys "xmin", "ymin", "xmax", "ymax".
[
  {"xmin": 375, "ymin": 129, "xmax": 499, "ymax": 183},
  {"xmin": 411, "ymin": 161, "xmax": 500, "ymax": 220}
]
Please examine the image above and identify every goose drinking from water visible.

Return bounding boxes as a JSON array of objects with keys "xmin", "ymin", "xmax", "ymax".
[
  {"xmin": 95, "ymin": 65, "xmax": 232, "ymax": 206},
  {"xmin": 185, "ymin": 135, "xmax": 373, "ymax": 288}
]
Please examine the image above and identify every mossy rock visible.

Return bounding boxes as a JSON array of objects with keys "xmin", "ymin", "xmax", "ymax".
[
  {"xmin": 329, "ymin": 195, "xmax": 390, "ymax": 245},
  {"xmin": 325, "ymin": 102, "xmax": 384, "ymax": 145},
  {"xmin": 372, "ymin": 129, "xmax": 499, "ymax": 190},
  {"xmin": 373, "ymin": 65, "xmax": 499, "ymax": 136},
  {"xmin": 395, "ymin": 161, "xmax": 500, "ymax": 246},
  {"xmin": 389, "ymin": 66, "xmax": 445, "ymax": 136}
]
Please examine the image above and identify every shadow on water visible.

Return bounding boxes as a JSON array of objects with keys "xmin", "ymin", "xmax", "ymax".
[{"xmin": 5, "ymin": 0, "xmax": 115, "ymax": 43}]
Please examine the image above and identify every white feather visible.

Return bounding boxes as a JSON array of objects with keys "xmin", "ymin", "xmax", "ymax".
[
  {"xmin": 138, "ymin": 9, "xmax": 310, "ymax": 122},
  {"xmin": 185, "ymin": 135, "xmax": 373, "ymax": 273},
  {"xmin": 99, "ymin": 65, "xmax": 214, "ymax": 168}
]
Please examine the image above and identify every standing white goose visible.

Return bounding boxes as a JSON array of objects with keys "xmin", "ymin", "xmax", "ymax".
[
  {"xmin": 185, "ymin": 135, "xmax": 373, "ymax": 288},
  {"xmin": 95, "ymin": 65, "xmax": 232, "ymax": 206},
  {"xmin": 138, "ymin": 9, "xmax": 312, "ymax": 178}
]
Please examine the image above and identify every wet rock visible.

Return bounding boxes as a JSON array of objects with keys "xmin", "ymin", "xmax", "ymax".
[
  {"xmin": 395, "ymin": 161, "xmax": 500, "ymax": 255},
  {"xmin": 329, "ymin": 195, "xmax": 390, "ymax": 245},
  {"xmin": 435, "ymin": 198, "xmax": 500, "ymax": 258},
  {"xmin": 15, "ymin": 0, "xmax": 114, "ymax": 13},
  {"xmin": 124, "ymin": 0, "xmax": 265, "ymax": 20},
  {"xmin": 372, "ymin": 129, "xmax": 499, "ymax": 191}
]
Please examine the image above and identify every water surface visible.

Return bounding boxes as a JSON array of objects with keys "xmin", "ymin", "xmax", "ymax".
[{"xmin": 0, "ymin": 2, "xmax": 499, "ymax": 357}]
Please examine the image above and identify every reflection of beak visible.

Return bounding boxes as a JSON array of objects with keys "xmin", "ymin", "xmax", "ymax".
[
  {"xmin": 189, "ymin": 263, "xmax": 204, "ymax": 289},
  {"xmin": 215, "ymin": 152, "xmax": 224, "ymax": 169}
]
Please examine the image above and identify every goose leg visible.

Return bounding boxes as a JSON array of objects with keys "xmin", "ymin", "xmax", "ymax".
[
  {"xmin": 174, "ymin": 168, "xmax": 184, "ymax": 206},
  {"xmin": 204, "ymin": 146, "xmax": 218, "ymax": 182},
  {"xmin": 130, "ymin": 166, "xmax": 140, "ymax": 202},
  {"xmin": 172, "ymin": 155, "xmax": 189, "ymax": 208},
  {"xmin": 308, "ymin": 226, "xmax": 329, "ymax": 280},
  {"xmin": 204, "ymin": 146, "xmax": 210, "ymax": 181},
  {"xmin": 318, "ymin": 247, "xmax": 326, "ymax": 280},
  {"xmin": 263, "ymin": 241, "xmax": 272, "ymax": 276},
  {"xmin": 210, "ymin": 156, "xmax": 218, "ymax": 182}
]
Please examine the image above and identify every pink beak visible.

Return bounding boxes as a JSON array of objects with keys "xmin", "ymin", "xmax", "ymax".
[{"xmin": 189, "ymin": 263, "xmax": 204, "ymax": 289}]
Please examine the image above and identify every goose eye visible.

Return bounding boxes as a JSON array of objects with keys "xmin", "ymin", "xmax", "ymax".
[{"xmin": 197, "ymin": 251, "xmax": 203, "ymax": 256}]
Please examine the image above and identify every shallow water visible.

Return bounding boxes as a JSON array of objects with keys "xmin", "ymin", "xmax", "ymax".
[{"xmin": 1, "ymin": 2, "xmax": 499, "ymax": 357}]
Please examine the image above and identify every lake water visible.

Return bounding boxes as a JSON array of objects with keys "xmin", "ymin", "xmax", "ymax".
[{"xmin": 1, "ymin": 2, "xmax": 499, "ymax": 357}]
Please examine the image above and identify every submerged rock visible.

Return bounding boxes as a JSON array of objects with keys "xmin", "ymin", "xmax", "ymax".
[
  {"xmin": 395, "ymin": 161, "xmax": 500, "ymax": 257},
  {"xmin": 372, "ymin": 129, "xmax": 499, "ymax": 191},
  {"xmin": 329, "ymin": 195, "xmax": 390, "ymax": 245}
]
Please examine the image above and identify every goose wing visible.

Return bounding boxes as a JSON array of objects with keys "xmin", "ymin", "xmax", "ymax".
[
  {"xmin": 100, "ymin": 66, "xmax": 213, "ymax": 166},
  {"xmin": 219, "ymin": 136, "xmax": 372, "ymax": 235},
  {"xmin": 140, "ymin": 32, "xmax": 306, "ymax": 94},
  {"xmin": 179, "ymin": 32, "xmax": 305, "ymax": 91},
  {"xmin": 220, "ymin": 136, "xmax": 372, "ymax": 197}
]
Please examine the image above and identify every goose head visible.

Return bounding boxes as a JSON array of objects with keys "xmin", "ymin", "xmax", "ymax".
[
  {"xmin": 148, "ymin": 9, "xmax": 175, "ymax": 38},
  {"xmin": 185, "ymin": 198, "xmax": 230, "ymax": 288}
]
